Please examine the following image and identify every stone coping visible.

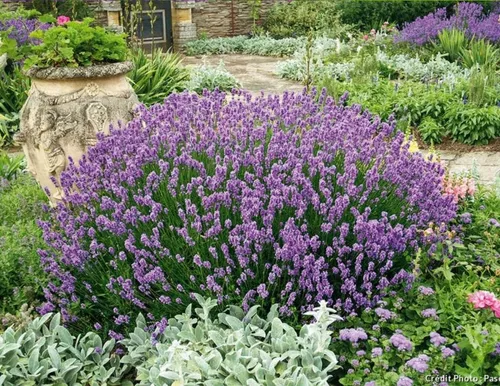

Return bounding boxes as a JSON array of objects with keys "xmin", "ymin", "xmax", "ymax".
[
  {"xmin": 25, "ymin": 61, "xmax": 133, "ymax": 80},
  {"xmin": 173, "ymin": 1, "xmax": 198, "ymax": 9}
]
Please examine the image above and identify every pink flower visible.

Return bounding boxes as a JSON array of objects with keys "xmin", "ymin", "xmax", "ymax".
[
  {"xmin": 57, "ymin": 16, "xmax": 71, "ymax": 25},
  {"xmin": 468, "ymin": 291, "xmax": 498, "ymax": 309},
  {"xmin": 490, "ymin": 299, "xmax": 500, "ymax": 318},
  {"xmin": 370, "ymin": 29, "xmax": 376, "ymax": 35},
  {"xmin": 443, "ymin": 176, "xmax": 476, "ymax": 203},
  {"xmin": 363, "ymin": 35, "xmax": 369, "ymax": 41}
]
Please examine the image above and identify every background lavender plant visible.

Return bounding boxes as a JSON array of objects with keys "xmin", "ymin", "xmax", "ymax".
[
  {"xmin": 395, "ymin": 2, "xmax": 500, "ymax": 45},
  {"xmin": 0, "ymin": 17, "xmax": 50, "ymax": 47},
  {"xmin": 38, "ymin": 89, "xmax": 457, "ymax": 334}
]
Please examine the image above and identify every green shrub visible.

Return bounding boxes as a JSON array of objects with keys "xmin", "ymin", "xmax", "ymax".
[
  {"xmin": 185, "ymin": 35, "xmax": 303, "ymax": 57},
  {"xmin": 0, "ymin": 66, "xmax": 30, "ymax": 147},
  {"xmin": 264, "ymin": 0, "xmax": 351, "ymax": 38},
  {"xmin": 31, "ymin": 0, "xmax": 95, "ymax": 19},
  {"xmin": 460, "ymin": 38, "xmax": 500, "ymax": 68},
  {"xmin": 0, "ymin": 298, "xmax": 340, "ymax": 385},
  {"xmin": 418, "ymin": 117, "xmax": 444, "ymax": 145},
  {"xmin": 186, "ymin": 62, "xmax": 241, "ymax": 93},
  {"xmin": 128, "ymin": 48, "xmax": 189, "ymax": 106},
  {"xmin": 26, "ymin": 18, "xmax": 128, "ymax": 68},
  {"xmin": 445, "ymin": 104, "xmax": 500, "ymax": 145},
  {"xmin": 0, "ymin": 175, "xmax": 48, "ymax": 314},
  {"xmin": 435, "ymin": 29, "xmax": 468, "ymax": 63},
  {"xmin": 461, "ymin": 64, "xmax": 498, "ymax": 107},
  {"xmin": 337, "ymin": 0, "xmax": 497, "ymax": 30},
  {"xmin": 0, "ymin": 151, "xmax": 24, "ymax": 182},
  {"xmin": 318, "ymin": 77, "xmax": 500, "ymax": 145},
  {"xmin": 399, "ymin": 86, "xmax": 456, "ymax": 126}
]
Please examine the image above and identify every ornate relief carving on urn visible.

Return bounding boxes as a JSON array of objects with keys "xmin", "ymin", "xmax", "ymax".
[{"xmin": 15, "ymin": 62, "xmax": 139, "ymax": 203}]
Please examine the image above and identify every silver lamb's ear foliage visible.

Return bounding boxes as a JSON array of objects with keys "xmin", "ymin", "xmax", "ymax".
[
  {"xmin": 0, "ymin": 299, "xmax": 339, "ymax": 385},
  {"xmin": 0, "ymin": 313, "xmax": 133, "ymax": 385},
  {"xmin": 124, "ymin": 297, "xmax": 340, "ymax": 385}
]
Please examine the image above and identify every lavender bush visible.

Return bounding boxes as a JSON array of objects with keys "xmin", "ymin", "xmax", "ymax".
[
  {"xmin": 395, "ymin": 2, "xmax": 500, "ymax": 45},
  {"xmin": 38, "ymin": 90, "xmax": 457, "ymax": 334},
  {"xmin": 0, "ymin": 17, "xmax": 50, "ymax": 47}
]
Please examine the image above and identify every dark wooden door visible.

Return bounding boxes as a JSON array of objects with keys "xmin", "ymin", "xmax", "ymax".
[{"xmin": 131, "ymin": 0, "xmax": 173, "ymax": 52}]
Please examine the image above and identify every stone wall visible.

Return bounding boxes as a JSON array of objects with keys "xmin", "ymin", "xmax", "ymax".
[{"xmin": 192, "ymin": 0, "xmax": 278, "ymax": 38}]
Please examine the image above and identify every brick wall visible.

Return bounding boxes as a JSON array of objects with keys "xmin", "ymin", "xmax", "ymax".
[{"xmin": 192, "ymin": 0, "xmax": 278, "ymax": 38}]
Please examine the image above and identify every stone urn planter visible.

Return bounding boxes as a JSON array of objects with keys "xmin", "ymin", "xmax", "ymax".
[{"xmin": 15, "ymin": 62, "xmax": 139, "ymax": 203}]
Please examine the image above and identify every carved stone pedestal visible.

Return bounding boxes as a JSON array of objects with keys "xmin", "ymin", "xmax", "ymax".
[{"xmin": 15, "ymin": 62, "xmax": 139, "ymax": 204}]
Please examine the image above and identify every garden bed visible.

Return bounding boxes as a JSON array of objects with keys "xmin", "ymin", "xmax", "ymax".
[{"xmin": 1, "ymin": 1, "xmax": 500, "ymax": 385}]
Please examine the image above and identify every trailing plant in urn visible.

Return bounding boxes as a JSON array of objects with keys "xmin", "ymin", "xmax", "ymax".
[{"xmin": 38, "ymin": 90, "xmax": 457, "ymax": 335}]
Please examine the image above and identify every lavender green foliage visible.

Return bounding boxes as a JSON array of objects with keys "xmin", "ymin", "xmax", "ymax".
[{"xmin": 38, "ymin": 89, "xmax": 457, "ymax": 333}]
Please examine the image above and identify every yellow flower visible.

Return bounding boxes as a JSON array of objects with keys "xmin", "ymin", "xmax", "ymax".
[{"xmin": 408, "ymin": 139, "xmax": 419, "ymax": 153}]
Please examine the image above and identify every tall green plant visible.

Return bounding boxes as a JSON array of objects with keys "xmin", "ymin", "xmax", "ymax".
[
  {"xmin": 248, "ymin": 0, "xmax": 263, "ymax": 34},
  {"xmin": 0, "ymin": 66, "xmax": 30, "ymax": 147},
  {"xmin": 464, "ymin": 64, "xmax": 497, "ymax": 106},
  {"xmin": 435, "ymin": 29, "xmax": 468, "ymax": 63},
  {"xmin": 460, "ymin": 38, "xmax": 499, "ymax": 68},
  {"xmin": 128, "ymin": 48, "xmax": 189, "ymax": 106},
  {"xmin": 0, "ymin": 151, "xmax": 24, "ymax": 182}
]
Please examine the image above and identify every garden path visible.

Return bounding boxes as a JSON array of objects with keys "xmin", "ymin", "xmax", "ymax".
[
  {"xmin": 181, "ymin": 54, "xmax": 304, "ymax": 95},
  {"xmin": 421, "ymin": 150, "xmax": 500, "ymax": 186}
]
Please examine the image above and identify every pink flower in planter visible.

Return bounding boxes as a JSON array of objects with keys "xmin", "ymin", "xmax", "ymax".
[
  {"xmin": 57, "ymin": 16, "xmax": 71, "ymax": 25},
  {"xmin": 468, "ymin": 290, "xmax": 498, "ymax": 309}
]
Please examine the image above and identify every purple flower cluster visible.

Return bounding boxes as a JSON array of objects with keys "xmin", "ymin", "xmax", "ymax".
[
  {"xmin": 38, "ymin": 89, "xmax": 456, "ymax": 330},
  {"xmin": 390, "ymin": 333, "xmax": 413, "ymax": 352},
  {"xmin": 406, "ymin": 354, "xmax": 430, "ymax": 373},
  {"xmin": 441, "ymin": 346, "xmax": 455, "ymax": 358},
  {"xmin": 430, "ymin": 331, "xmax": 447, "ymax": 346},
  {"xmin": 395, "ymin": 3, "xmax": 500, "ymax": 45},
  {"xmin": 339, "ymin": 328, "xmax": 368, "ymax": 343},
  {"xmin": 397, "ymin": 376, "xmax": 413, "ymax": 386},
  {"xmin": 0, "ymin": 17, "xmax": 51, "ymax": 46},
  {"xmin": 421, "ymin": 308, "xmax": 438, "ymax": 319},
  {"xmin": 418, "ymin": 286, "xmax": 435, "ymax": 296}
]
